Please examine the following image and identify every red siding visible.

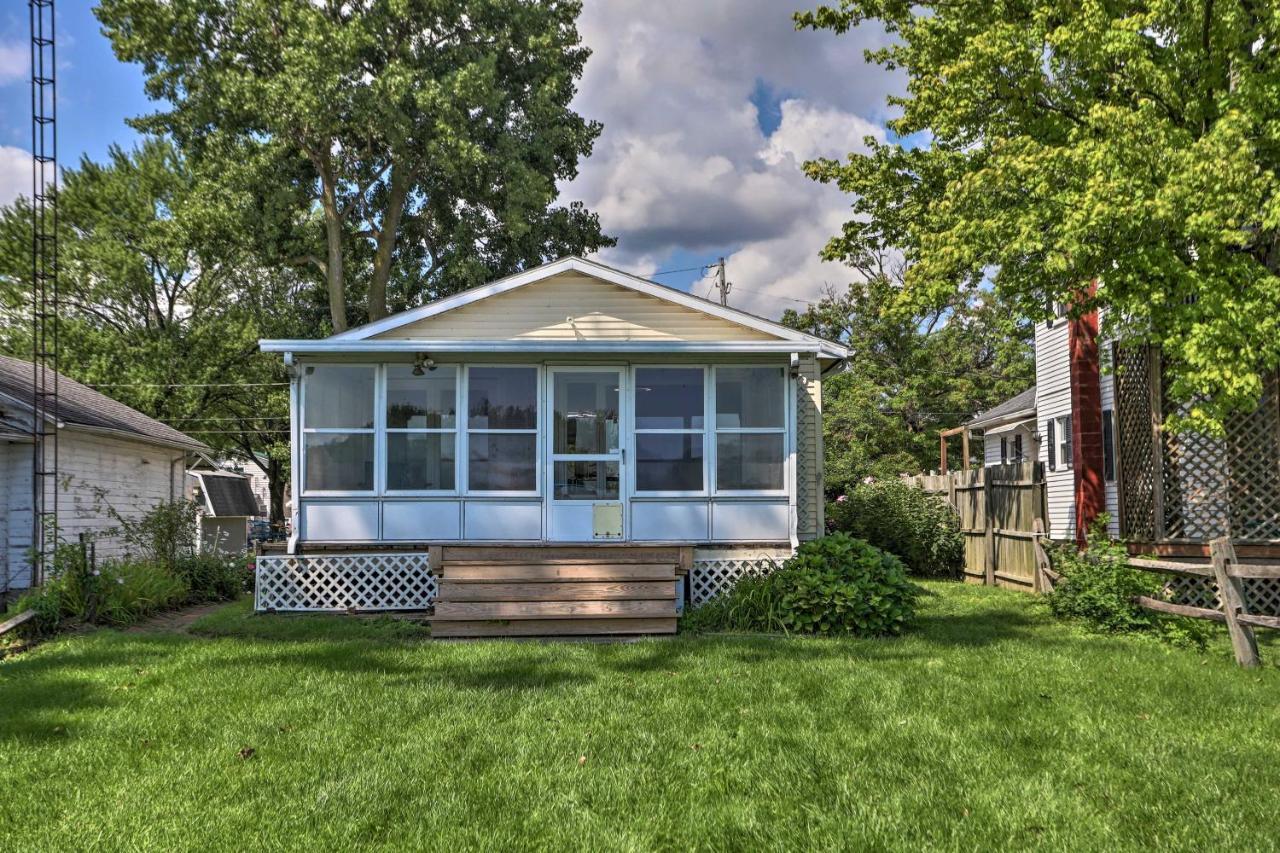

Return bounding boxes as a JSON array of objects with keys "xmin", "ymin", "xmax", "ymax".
[{"xmin": 1069, "ymin": 287, "xmax": 1106, "ymax": 545}]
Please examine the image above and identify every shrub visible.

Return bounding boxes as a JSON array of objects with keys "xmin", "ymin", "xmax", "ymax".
[
  {"xmin": 683, "ymin": 534, "xmax": 918, "ymax": 637},
  {"xmin": 7, "ymin": 552, "xmax": 188, "ymax": 632},
  {"xmin": 173, "ymin": 553, "xmax": 253, "ymax": 602},
  {"xmin": 1047, "ymin": 517, "xmax": 1211, "ymax": 647},
  {"xmin": 827, "ymin": 480, "xmax": 963, "ymax": 577}
]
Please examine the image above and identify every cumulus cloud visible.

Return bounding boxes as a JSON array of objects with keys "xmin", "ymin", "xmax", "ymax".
[
  {"xmin": 0, "ymin": 145, "xmax": 32, "ymax": 208},
  {"xmin": 0, "ymin": 41, "xmax": 24, "ymax": 86},
  {"xmin": 560, "ymin": 0, "xmax": 902, "ymax": 317}
]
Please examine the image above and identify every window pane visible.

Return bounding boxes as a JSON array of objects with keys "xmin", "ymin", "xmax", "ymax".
[
  {"xmin": 304, "ymin": 433, "xmax": 374, "ymax": 491},
  {"xmin": 635, "ymin": 368, "xmax": 703, "ymax": 430},
  {"xmin": 716, "ymin": 367, "xmax": 785, "ymax": 429},
  {"xmin": 387, "ymin": 433, "xmax": 455, "ymax": 491},
  {"xmin": 554, "ymin": 461, "xmax": 620, "ymax": 500},
  {"xmin": 387, "ymin": 365, "xmax": 456, "ymax": 429},
  {"xmin": 468, "ymin": 433, "xmax": 537, "ymax": 491},
  {"xmin": 468, "ymin": 367, "xmax": 537, "ymax": 429},
  {"xmin": 554, "ymin": 372, "xmax": 619, "ymax": 454},
  {"xmin": 716, "ymin": 433, "xmax": 784, "ymax": 491},
  {"xmin": 304, "ymin": 366, "xmax": 374, "ymax": 429},
  {"xmin": 636, "ymin": 434, "xmax": 703, "ymax": 492}
]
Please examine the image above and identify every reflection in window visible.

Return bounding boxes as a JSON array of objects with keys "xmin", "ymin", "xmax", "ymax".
[
  {"xmin": 467, "ymin": 365, "xmax": 539, "ymax": 493},
  {"xmin": 304, "ymin": 433, "xmax": 374, "ymax": 492},
  {"xmin": 633, "ymin": 368, "xmax": 704, "ymax": 493},
  {"xmin": 385, "ymin": 365, "xmax": 457, "ymax": 491},
  {"xmin": 468, "ymin": 366, "xmax": 537, "ymax": 429},
  {"xmin": 554, "ymin": 460, "xmax": 620, "ymax": 500},
  {"xmin": 302, "ymin": 365, "xmax": 376, "ymax": 492},
  {"xmin": 469, "ymin": 433, "xmax": 538, "ymax": 492}
]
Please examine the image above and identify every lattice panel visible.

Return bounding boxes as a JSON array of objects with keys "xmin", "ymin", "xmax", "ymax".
[
  {"xmin": 1244, "ymin": 578, "xmax": 1280, "ymax": 617},
  {"xmin": 255, "ymin": 553, "xmax": 436, "ymax": 612},
  {"xmin": 1224, "ymin": 373, "xmax": 1280, "ymax": 540},
  {"xmin": 1115, "ymin": 345, "xmax": 1157, "ymax": 541},
  {"xmin": 689, "ymin": 557, "xmax": 781, "ymax": 606},
  {"xmin": 1157, "ymin": 575, "xmax": 1280, "ymax": 617},
  {"xmin": 1161, "ymin": 413, "xmax": 1230, "ymax": 541}
]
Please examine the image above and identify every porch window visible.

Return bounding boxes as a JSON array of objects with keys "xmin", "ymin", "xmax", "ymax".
[
  {"xmin": 714, "ymin": 366, "xmax": 786, "ymax": 492},
  {"xmin": 385, "ymin": 365, "xmax": 456, "ymax": 492},
  {"xmin": 634, "ymin": 367, "xmax": 704, "ymax": 493},
  {"xmin": 302, "ymin": 365, "xmax": 375, "ymax": 492},
  {"xmin": 467, "ymin": 366, "xmax": 538, "ymax": 492}
]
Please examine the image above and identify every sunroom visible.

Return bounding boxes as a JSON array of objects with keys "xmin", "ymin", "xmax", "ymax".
[{"xmin": 256, "ymin": 257, "xmax": 847, "ymax": 628}]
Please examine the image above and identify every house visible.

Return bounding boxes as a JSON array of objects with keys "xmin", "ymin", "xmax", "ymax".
[
  {"xmin": 968, "ymin": 386, "xmax": 1037, "ymax": 468},
  {"xmin": 257, "ymin": 256, "xmax": 848, "ymax": 634},
  {"xmin": 187, "ymin": 458, "xmax": 263, "ymax": 554},
  {"xmin": 0, "ymin": 355, "xmax": 210, "ymax": 593},
  {"xmin": 967, "ymin": 302, "xmax": 1280, "ymax": 556}
]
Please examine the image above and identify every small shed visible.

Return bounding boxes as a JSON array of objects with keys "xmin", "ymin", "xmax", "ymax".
[{"xmin": 188, "ymin": 467, "xmax": 262, "ymax": 554}]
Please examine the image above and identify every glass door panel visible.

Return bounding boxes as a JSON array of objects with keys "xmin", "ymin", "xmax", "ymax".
[{"xmin": 551, "ymin": 370, "xmax": 623, "ymax": 501}]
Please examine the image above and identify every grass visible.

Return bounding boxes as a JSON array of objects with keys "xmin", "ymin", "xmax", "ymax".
[{"xmin": 1, "ymin": 583, "xmax": 1279, "ymax": 851}]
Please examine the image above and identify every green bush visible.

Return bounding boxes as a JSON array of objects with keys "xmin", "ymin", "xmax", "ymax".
[
  {"xmin": 1047, "ymin": 517, "xmax": 1211, "ymax": 647},
  {"xmin": 173, "ymin": 553, "xmax": 252, "ymax": 603},
  {"xmin": 827, "ymin": 480, "xmax": 963, "ymax": 577},
  {"xmin": 683, "ymin": 534, "xmax": 918, "ymax": 637}
]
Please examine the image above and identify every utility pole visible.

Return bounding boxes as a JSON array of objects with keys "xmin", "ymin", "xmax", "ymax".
[{"xmin": 714, "ymin": 257, "xmax": 731, "ymax": 306}]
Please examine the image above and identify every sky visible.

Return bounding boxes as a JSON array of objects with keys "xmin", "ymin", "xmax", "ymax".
[{"xmin": 0, "ymin": 2, "xmax": 903, "ymax": 319}]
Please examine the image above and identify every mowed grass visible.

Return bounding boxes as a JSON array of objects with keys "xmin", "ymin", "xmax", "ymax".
[{"xmin": 2, "ymin": 583, "xmax": 1279, "ymax": 851}]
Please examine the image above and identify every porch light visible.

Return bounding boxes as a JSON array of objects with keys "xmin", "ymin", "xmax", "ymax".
[{"xmin": 412, "ymin": 353, "xmax": 436, "ymax": 376}]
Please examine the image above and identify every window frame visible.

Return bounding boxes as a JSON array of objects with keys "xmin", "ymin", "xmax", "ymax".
[
  {"xmin": 462, "ymin": 363, "xmax": 542, "ymax": 497},
  {"xmin": 299, "ymin": 362, "xmax": 379, "ymax": 497},
  {"xmin": 711, "ymin": 364, "xmax": 790, "ymax": 497},
  {"xmin": 382, "ymin": 363, "xmax": 460, "ymax": 497},
  {"xmin": 1055, "ymin": 414, "xmax": 1073, "ymax": 471},
  {"xmin": 629, "ymin": 365, "xmax": 710, "ymax": 498},
  {"xmin": 1102, "ymin": 408, "xmax": 1116, "ymax": 482},
  {"xmin": 547, "ymin": 364, "xmax": 626, "ymax": 503}
]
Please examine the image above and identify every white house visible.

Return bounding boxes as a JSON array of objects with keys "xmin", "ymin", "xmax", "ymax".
[
  {"xmin": 257, "ymin": 256, "xmax": 848, "ymax": 635},
  {"xmin": 0, "ymin": 355, "xmax": 209, "ymax": 593}
]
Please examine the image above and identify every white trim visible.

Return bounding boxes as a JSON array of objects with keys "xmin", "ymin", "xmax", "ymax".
[
  {"xmin": 260, "ymin": 338, "xmax": 846, "ymax": 357},
  {"xmin": 321, "ymin": 256, "xmax": 847, "ymax": 357}
]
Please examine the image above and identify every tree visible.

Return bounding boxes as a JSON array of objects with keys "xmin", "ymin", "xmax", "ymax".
[
  {"xmin": 96, "ymin": 0, "xmax": 614, "ymax": 333},
  {"xmin": 796, "ymin": 1, "xmax": 1280, "ymax": 429},
  {"xmin": 0, "ymin": 139, "xmax": 317, "ymax": 524},
  {"xmin": 783, "ymin": 256, "xmax": 1033, "ymax": 493}
]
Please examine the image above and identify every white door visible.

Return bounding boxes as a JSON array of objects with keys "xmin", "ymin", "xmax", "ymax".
[{"xmin": 546, "ymin": 367, "xmax": 626, "ymax": 541}]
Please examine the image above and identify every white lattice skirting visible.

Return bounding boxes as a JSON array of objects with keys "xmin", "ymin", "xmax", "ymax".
[
  {"xmin": 255, "ymin": 553, "xmax": 436, "ymax": 612},
  {"xmin": 689, "ymin": 555, "xmax": 787, "ymax": 607}
]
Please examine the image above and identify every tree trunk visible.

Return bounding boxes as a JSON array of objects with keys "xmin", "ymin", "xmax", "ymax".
[
  {"xmin": 267, "ymin": 455, "xmax": 287, "ymax": 528},
  {"xmin": 318, "ymin": 158, "xmax": 347, "ymax": 333},
  {"xmin": 368, "ymin": 164, "xmax": 411, "ymax": 323}
]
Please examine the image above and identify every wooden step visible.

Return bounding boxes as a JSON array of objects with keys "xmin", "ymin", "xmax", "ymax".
[
  {"xmin": 441, "ymin": 546, "xmax": 680, "ymax": 564},
  {"xmin": 430, "ymin": 617, "xmax": 677, "ymax": 638},
  {"xmin": 439, "ymin": 579, "xmax": 676, "ymax": 602},
  {"xmin": 439, "ymin": 563, "xmax": 677, "ymax": 581},
  {"xmin": 432, "ymin": 598, "xmax": 676, "ymax": 621}
]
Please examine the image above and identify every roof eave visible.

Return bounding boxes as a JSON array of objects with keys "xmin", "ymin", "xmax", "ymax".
[
  {"xmin": 262, "ymin": 338, "xmax": 849, "ymax": 357},
  {"xmin": 967, "ymin": 407, "xmax": 1037, "ymax": 432}
]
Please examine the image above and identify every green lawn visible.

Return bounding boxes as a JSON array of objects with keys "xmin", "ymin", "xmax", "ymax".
[{"xmin": 2, "ymin": 583, "xmax": 1278, "ymax": 851}]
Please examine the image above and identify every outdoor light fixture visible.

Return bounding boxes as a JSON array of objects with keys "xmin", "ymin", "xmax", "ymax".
[{"xmin": 412, "ymin": 353, "xmax": 436, "ymax": 376}]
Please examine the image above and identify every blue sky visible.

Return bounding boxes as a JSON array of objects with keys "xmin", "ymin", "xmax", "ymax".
[{"xmin": 0, "ymin": 2, "xmax": 900, "ymax": 314}]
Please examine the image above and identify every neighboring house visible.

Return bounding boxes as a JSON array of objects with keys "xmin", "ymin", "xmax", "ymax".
[
  {"xmin": 0, "ymin": 355, "xmax": 209, "ymax": 592},
  {"xmin": 969, "ymin": 302, "xmax": 1280, "ymax": 555},
  {"xmin": 257, "ymin": 256, "xmax": 848, "ymax": 633},
  {"xmin": 968, "ymin": 386, "xmax": 1037, "ymax": 468},
  {"xmin": 187, "ymin": 459, "xmax": 263, "ymax": 554}
]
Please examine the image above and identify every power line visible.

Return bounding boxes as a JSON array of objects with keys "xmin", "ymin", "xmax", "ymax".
[{"xmin": 650, "ymin": 264, "xmax": 711, "ymax": 277}]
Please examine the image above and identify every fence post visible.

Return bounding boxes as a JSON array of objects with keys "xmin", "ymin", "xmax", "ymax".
[
  {"xmin": 1032, "ymin": 518, "xmax": 1054, "ymax": 593},
  {"xmin": 983, "ymin": 469, "xmax": 996, "ymax": 586},
  {"xmin": 1210, "ymin": 537, "xmax": 1259, "ymax": 668}
]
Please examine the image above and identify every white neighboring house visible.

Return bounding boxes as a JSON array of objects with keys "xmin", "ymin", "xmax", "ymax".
[
  {"xmin": 0, "ymin": 355, "xmax": 210, "ymax": 593},
  {"xmin": 968, "ymin": 386, "xmax": 1038, "ymax": 469}
]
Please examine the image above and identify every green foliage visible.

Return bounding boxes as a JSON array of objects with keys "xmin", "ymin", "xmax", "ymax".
[
  {"xmin": 108, "ymin": 497, "xmax": 201, "ymax": 569},
  {"xmin": 783, "ymin": 264, "xmax": 1033, "ymax": 488},
  {"xmin": 95, "ymin": 0, "xmax": 614, "ymax": 332},
  {"xmin": 685, "ymin": 534, "xmax": 918, "ymax": 637},
  {"xmin": 173, "ymin": 553, "xmax": 254, "ymax": 603},
  {"xmin": 1048, "ymin": 518, "xmax": 1211, "ymax": 648},
  {"xmin": 827, "ymin": 481, "xmax": 963, "ymax": 578},
  {"xmin": 795, "ymin": 1, "xmax": 1280, "ymax": 430}
]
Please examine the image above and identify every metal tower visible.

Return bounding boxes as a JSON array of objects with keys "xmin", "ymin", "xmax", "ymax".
[{"xmin": 30, "ymin": 0, "xmax": 58, "ymax": 586}]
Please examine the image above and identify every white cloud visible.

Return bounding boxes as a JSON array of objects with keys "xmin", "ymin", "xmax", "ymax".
[
  {"xmin": 561, "ymin": 0, "xmax": 902, "ymax": 318},
  {"xmin": 0, "ymin": 146, "xmax": 32, "ymax": 208}
]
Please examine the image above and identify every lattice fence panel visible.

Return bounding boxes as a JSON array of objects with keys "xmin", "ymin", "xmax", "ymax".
[
  {"xmin": 1115, "ymin": 345, "xmax": 1157, "ymax": 541},
  {"xmin": 689, "ymin": 557, "xmax": 782, "ymax": 606},
  {"xmin": 1156, "ymin": 575, "xmax": 1280, "ymax": 617},
  {"xmin": 255, "ymin": 553, "xmax": 435, "ymax": 612},
  {"xmin": 1224, "ymin": 372, "xmax": 1280, "ymax": 541}
]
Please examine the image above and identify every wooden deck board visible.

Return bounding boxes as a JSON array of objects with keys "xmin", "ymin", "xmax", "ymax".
[
  {"xmin": 430, "ymin": 617, "xmax": 677, "ymax": 638},
  {"xmin": 440, "ymin": 563, "xmax": 677, "ymax": 581},
  {"xmin": 433, "ymin": 599, "xmax": 677, "ymax": 620},
  {"xmin": 442, "ymin": 546, "xmax": 680, "ymax": 563},
  {"xmin": 439, "ymin": 580, "xmax": 677, "ymax": 602}
]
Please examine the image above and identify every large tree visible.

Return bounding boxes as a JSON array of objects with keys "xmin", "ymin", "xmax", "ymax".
[
  {"xmin": 0, "ymin": 139, "xmax": 317, "ymax": 523},
  {"xmin": 96, "ymin": 0, "xmax": 613, "ymax": 333},
  {"xmin": 784, "ymin": 255, "xmax": 1034, "ymax": 493},
  {"xmin": 797, "ymin": 1, "xmax": 1280, "ymax": 430}
]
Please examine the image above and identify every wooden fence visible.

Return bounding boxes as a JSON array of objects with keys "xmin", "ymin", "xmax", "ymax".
[{"xmin": 907, "ymin": 462, "xmax": 1048, "ymax": 590}]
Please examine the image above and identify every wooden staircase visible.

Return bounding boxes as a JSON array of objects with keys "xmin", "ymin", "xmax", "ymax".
[{"xmin": 428, "ymin": 546, "xmax": 685, "ymax": 638}]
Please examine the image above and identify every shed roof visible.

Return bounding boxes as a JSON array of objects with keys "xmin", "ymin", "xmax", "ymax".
[
  {"xmin": 967, "ymin": 386, "xmax": 1037, "ymax": 430},
  {"xmin": 194, "ymin": 471, "xmax": 262, "ymax": 517},
  {"xmin": 0, "ymin": 355, "xmax": 209, "ymax": 452}
]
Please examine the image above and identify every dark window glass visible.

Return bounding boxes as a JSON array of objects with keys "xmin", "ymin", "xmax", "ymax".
[
  {"xmin": 636, "ymin": 433, "xmax": 703, "ymax": 492},
  {"xmin": 304, "ymin": 366, "xmax": 374, "ymax": 429},
  {"xmin": 468, "ymin": 433, "xmax": 537, "ymax": 491},
  {"xmin": 553, "ymin": 372, "xmax": 619, "ymax": 454},
  {"xmin": 1102, "ymin": 410, "xmax": 1116, "ymax": 482},
  {"xmin": 635, "ymin": 368, "xmax": 704, "ymax": 430},
  {"xmin": 468, "ymin": 367, "xmax": 537, "ymax": 429},
  {"xmin": 716, "ymin": 433, "xmax": 785, "ymax": 491},
  {"xmin": 715, "ymin": 367, "xmax": 785, "ymax": 429},
  {"xmin": 387, "ymin": 433, "xmax": 455, "ymax": 491},
  {"xmin": 386, "ymin": 366, "xmax": 456, "ymax": 429},
  {"xmin": 553, "ymin": 461, "xmax": 620, "ymax": 500},
  {"xmin": 304, "ymin": 433, "xmax": 374, "ymax": 491}
]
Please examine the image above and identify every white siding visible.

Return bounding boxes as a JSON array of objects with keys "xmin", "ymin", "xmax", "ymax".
[
  {"xmin": 1099, "ymin": 363, "xmax": 1120, "ymax": 536},
  {"xmin": 981, "ymin": 423, "xmax": 1037, "ymax": 468},
  {"xmin": 3, "ymin": 430, "xmax": 187, "ymax": 589},
  {"xmin": 1035, "ymin": 319, "xmax": 1075, "ymax": 539}
]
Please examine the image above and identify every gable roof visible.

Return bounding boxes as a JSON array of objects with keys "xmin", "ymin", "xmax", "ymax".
[
  {"xmin": 261, "ymin": 256, "xmax": 848, "ymax": 358},
  {"xmin": 0, "ymin": 355, "xmax": 210, "ymax": 452},
  {"xmin": 967, "ymin": 386, "xmax": 1037, "ymax": 430}
]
